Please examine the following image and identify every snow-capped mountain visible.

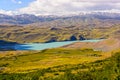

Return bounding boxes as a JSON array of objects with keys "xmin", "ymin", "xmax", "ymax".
[{"xmin": 0, "ymin": 11, "xmax": 120, "ymax": 25}]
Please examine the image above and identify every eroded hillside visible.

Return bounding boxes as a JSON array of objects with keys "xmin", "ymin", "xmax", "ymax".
[{"xmin": 0, "ymin": 23, "xmax": 119, "ymax": 43}]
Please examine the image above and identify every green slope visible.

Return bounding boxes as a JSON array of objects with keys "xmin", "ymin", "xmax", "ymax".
[{"xmin": 0, "ymin": 49, "xmax": 119, "ymax": 80}]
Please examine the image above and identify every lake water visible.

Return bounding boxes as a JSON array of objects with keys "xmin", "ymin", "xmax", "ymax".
[{"xmin": 14, "ymin": 39, "xmax": 103, "ymax": 50}]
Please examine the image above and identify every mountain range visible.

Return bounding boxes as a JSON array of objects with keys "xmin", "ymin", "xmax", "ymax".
[
  {"xmin": 0, "ymin": 12, "xmax": 120, "ymax": 25},
  {"xmin": 0, "ymin": 12, "xmax": 120, "ymax": 43}
]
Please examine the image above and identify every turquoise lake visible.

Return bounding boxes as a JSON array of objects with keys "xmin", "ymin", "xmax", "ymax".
[{"xmin": 14, "ymin": 40, "xmax": 103, "ymax": 50}]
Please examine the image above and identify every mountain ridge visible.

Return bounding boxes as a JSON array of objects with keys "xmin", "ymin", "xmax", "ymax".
[{"xmin": 0, "ymin": 12, "xmax": 120, "ymax": 25}]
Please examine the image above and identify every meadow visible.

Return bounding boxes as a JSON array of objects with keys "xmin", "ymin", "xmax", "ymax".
[{"xmin": 0, "ymin": 48, "xmax": 119, "ymax": 80}]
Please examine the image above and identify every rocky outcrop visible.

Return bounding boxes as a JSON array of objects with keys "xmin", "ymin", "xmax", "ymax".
[
  {"xmin": 46, "ymin": 37, "xmax": 58, "ymax": 43},
  {"xmin": 50, "ymin": 27, "xmax": 61, "ymax": 30},
  {"xmin": 70, "ymin": 35, "xmax": 77, "ymax": 41},
  {"xmin": 79, "ymin": 35, "xmax": 86, "ymax": 40}
]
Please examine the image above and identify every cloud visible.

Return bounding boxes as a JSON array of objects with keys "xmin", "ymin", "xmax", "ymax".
[
  {"xmin": 18, "ymin": 0, "xmax": 120, "ymax": 15},
  {"xmin": 19, "ymin": 0, "xmax": 96, "ymax": 15},
  {"xmin": 11, "ymin": 0, "xmax": 22, "ymax": 4},
  {"xmin": 18, "ymin": 1, "xmax": 22, "ymax": 4},
  {"xmin": 0, "ymin": 9, "xmax": 19, "ymax": 15},
  {"xmin": 2, "ymin": 0, "xmax": 120, "ymax": 15}
]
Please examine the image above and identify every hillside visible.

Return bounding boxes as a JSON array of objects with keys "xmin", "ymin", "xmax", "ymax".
[
  {"xmin": 0, "ymin": 47, "xmax": 119, "ymax": 80},
  {"xmin": 0, "ymin": 13, "xmax": 119, "ymax": 80},
  {"xmin": 0, "ymin": 0, "xmax": 120, "ymax": 80},
  {"xmin": 62, "ymin": 37, "xmax": 120, "ymax": 51},
  {"xmin": 0, "ymin": 23, "xmax": 119, "ymax": 43},
  {"xmin": 0, "ymin": 12, "xmax": 120, "ymax": 43}
]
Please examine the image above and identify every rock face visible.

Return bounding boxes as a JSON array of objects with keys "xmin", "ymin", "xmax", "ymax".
[
  {"xmin": 79, "ymin": 35, "xmax": 86, "ymax": 40},
  {"xmin": 46, "ymin": 37, "xmax": 57, "ymax": 43},
  {"xmin": 50, "ymin": 27, "xmax": 60, "ymax": 30},
  {"xmin": 70, "ymin": 35, "xmax": 77, "ymax": 41}
]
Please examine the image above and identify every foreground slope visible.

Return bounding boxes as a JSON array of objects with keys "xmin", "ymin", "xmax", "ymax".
[{"xmin": 0, "ymin": 49, "xmax": 119, "ymax": 80}]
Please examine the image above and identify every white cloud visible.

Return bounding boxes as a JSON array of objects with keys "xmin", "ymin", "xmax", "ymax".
[
  {"xmin": 0, "ymin": 9, "xmax": 13, "ymax": 15},
  {"xmin": 1, "ymin": 0, "xmax": 120, "ymax": 15},
  {"xmin": 18, "ymin": 1, "xmax": 22, "ymax": 4},
  {"xmin": 18, "ymin": 0, "xmax": 120, "ymax": 15},
  {"xmin": 0, "ymin": 9, "xmax": 19, "ymax": 15},
  {"xmin": 19, "ymin": 0, "xmax": 96, "ymax": 15}
]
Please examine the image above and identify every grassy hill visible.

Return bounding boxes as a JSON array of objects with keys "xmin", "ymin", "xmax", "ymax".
[
  {"xmin": 0, "ymin": 23, "xmax": 119, "ymax": 43},
  {"xmin": 0, "ymin": 48, "xmax": 119, "ymax": 80},
  {"xmin": 0, "ymin": 15, "xmax": 120, "ymax": 43}
]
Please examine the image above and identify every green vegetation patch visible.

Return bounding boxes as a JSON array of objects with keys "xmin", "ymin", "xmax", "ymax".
[
  {"xmin": 0, "ymin": 48, "xmax": 103, "ymax": 73},
  {"xmin": 0, "ymin": 49, "xmax": 119, "ymax": 80}
]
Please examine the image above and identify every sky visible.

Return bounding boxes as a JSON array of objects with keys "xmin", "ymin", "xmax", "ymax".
[{"xmin": 0, "ymin": 0, "xmax": 120, "ymax": 15}]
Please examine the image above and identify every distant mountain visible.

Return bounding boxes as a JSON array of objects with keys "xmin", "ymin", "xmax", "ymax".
[
  {"xmin": 0, "ymin": 12, "xmax": 120, "ymax": 25},
  {"xmin": 0, "ymin": 14, "xmax": 60, "ymax": 25}
]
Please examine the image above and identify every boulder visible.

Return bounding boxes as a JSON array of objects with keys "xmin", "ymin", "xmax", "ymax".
[
  {"xmin": 79, "ymin": 35, "xmax": 86, "ymax": 40},
  {"xmin": 46, "ymin": 37, "xmax": 57, "ymax": 43},
  {"xmin": 70, "ymin": 35, "xmax": 77, "ymax": 41}
]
